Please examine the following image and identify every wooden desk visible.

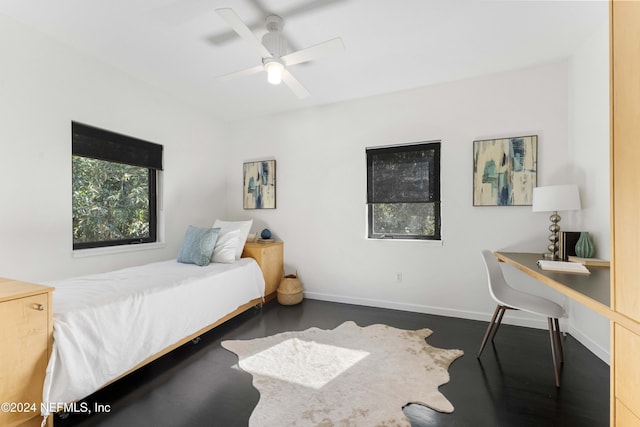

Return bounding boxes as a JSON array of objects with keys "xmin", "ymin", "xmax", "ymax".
[
  {"xmin": 496, "ymin": 252, "xmax": 610, "ymax": 313},
  {"xmin": 496, "ymin": 252, "xmax": 640, "ymax": 336}
]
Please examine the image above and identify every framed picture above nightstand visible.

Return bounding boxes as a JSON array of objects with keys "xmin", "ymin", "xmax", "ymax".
[{"xmin": 243, "ymin": 160, "xmax": 276, "ymax": 209}]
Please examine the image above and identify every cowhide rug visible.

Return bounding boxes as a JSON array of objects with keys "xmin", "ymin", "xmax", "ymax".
[{"xmin": 222, "ymin": 321, "xmax": 463, "ymax": 426}]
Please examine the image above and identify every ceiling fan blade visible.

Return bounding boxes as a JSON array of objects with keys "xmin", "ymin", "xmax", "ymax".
[
  {"xmin": 277, "ymin": 0, "xmax": 348, "ymax": 20},
  {"xmin": 216, "ymin": 65, "xmax": 264, "ymax": 83},
  {"xmin": 281, "ymin": 69, "xmax": 311, "ymax": 99},
  {"xmin": 207, "ymin": 0, "xmax": 346, "ymax": 47},
  {"xmin": 282, "ymin": 37, "xmax": 345, "ymax": 67},
  {"xmin": 215, "ymin": 8, "xmax": 272, "ymax": 58}
]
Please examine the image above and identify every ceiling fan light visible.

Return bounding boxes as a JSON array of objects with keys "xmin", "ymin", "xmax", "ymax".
[{"xmin": 265, "ymin": 61, "xmax": 284, "ymax": 85}]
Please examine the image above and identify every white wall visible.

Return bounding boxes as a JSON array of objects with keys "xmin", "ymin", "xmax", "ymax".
[
  {"xmin": 567, "ymin": 21, "xmax": 611, "ymax": 363},
  {"xmin": 225, "ymin": 61, "xmax": 577, "ymax": 329},
  {"xmin": 0, "ymin": 15, "xmax": 228, "ymax": 282}
]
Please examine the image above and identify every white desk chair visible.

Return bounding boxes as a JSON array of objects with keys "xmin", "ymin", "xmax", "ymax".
[{"xmin": 477, "ymin": 249, "xmax": 566, "ymax": 387}]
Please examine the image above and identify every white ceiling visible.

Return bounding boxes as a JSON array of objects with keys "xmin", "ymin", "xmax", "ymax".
[{"xmin": 0, "ymin": 0, "xmax": 607, "ymax": 122}]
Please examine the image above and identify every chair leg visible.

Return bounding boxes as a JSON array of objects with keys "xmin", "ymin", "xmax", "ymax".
[
  {"xmin": 554, "ymin": 318, "xmax": 564, "ymax": 364},
  {"xmin": 478, "ymin": 305, "xmax": 504, "ymax": 358},
  {"xmin": 490, "ymin": 306, "xmax": 507, "ymax": 341},
  {"xmin": 548, "ymin": 318, "xmax": 561, "ymax": 387}
]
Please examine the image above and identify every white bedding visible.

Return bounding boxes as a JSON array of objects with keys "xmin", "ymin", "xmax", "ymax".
[{"xmin": 41, "ymin": 258, "xmax": 265, "ymax": 414}]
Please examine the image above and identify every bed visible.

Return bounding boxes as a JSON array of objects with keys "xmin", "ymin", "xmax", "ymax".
[{"xmin": 40, "ymin": 256, "xmax": 265, "ymax": 420}]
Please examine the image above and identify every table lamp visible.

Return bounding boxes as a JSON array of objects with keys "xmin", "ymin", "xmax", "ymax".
[{"xmin": 532, "ymin": 185, "xmax": 581, "ymax": 260}]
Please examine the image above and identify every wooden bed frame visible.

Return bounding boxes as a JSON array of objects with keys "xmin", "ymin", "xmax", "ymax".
[
  {"xmin": 49, "ymin": 245, "xmax": 283, "ymax": 426},
  {"xmin": 101, "ymin": 243, "xmax": 284, "ymax": 390},
  {"xmin": 46, "ymin": 299, "xmax": 264, "ymax": 426}
]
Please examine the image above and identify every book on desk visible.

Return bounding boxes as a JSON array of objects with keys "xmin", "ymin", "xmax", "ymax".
[
  {"xmin": 536, "ymin": 260, "xmax": 591, "ymax": 274},
  {"xmin": 558, "ymin": 231, "xmax": 581, "ymax": 260}
]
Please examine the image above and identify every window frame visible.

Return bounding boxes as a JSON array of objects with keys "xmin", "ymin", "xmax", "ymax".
[
  {"xmin": 71, "ymin": 122, "xmax": 163, "ymax": 250},
  {"xmin": 366, "ymin": 141, "xmax": 441, "ymax": 241}
]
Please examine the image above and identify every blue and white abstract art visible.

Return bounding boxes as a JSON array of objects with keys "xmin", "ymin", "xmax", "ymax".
[
  {"xmin": 473, "ymin": 135, "xmax": 537, "ymax": 206},
  {"xmin": 243, "ymin": 160, "xmax": 276, "ymax": 209}
]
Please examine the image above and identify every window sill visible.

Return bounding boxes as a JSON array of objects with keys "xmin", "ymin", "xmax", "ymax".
[
  {"xmin": 72, "ymin": 242, "xmax": 166, "ymax": 258},
  {"xmin": 365, "ymin": 237, "xmax": 443, "ymax": 246}
]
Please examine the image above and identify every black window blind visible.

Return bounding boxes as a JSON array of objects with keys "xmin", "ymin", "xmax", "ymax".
[
  {"xmin": 367, "ymin": 142, "xmax": 440, "ymax": 204},
  {"xmin": 72, "ymin": 121, "xmax": 163, "ymax": 170}
]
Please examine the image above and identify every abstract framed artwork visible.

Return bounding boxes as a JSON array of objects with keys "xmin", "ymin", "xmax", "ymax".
[
  {"xmin": 243, "ymin": 160, "xmax": 276, "ymax": 209},
  {"xmin": 473, "ymin": 135, "xmax": 537, "ymax": 206}
]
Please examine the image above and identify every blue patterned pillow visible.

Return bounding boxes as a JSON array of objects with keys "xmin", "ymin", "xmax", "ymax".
[{"xmin": 177, "ymin": 226, "xmax": 220, "ymax": 266}]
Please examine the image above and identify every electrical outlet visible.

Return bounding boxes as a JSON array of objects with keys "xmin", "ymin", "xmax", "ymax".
[{"xmin": 396, "ymin": 272, "xmax": 403, "ymax": 283}]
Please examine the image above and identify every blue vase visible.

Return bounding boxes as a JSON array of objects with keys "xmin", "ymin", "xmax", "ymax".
[
  {"xmin": 261, "ymin": 229, "xmax": 272, "ymax": 239},
  {"xmin": 575, "ymin": 232, "xmax": 595, "ymax": 258}
]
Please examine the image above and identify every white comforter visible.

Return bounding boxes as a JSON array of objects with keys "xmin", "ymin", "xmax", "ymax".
[{"xmin": 41, "ymin": 258, "xmax": 265, "ymax": 413}]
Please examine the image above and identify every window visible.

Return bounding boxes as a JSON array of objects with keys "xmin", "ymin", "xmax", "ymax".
[
  {"xmin": 366, "ymin": 141, "xmax": 441, "ymax": 240},
  {"xmin": 72, "ymin": 122, "xmax": 163, "ymax": 250}
]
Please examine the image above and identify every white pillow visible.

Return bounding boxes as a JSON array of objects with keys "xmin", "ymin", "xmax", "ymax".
[
  {"xmin": 212, "ymin": 219, "xmax": 253, "ymax": 259},
  {"xmin": 212, "ymin": 229, "xmax": 241, "ymax": 264}
]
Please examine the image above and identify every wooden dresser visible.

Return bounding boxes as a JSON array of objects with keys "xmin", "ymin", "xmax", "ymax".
[
  {"xmin": 610, "ymin": 1, "xmax": 640, "ymax": 424},
  {"xmin": 242, "ymin": 241, "xmax": 284, "ymax": 301},
  {"xmin": 0, "ymin": 278, "xmax": 53, "ymax": 427}
]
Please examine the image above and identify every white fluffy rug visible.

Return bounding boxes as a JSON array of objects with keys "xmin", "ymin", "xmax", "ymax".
[{"xmin": 222, "ymin": 321, "xmax": 463, "ymax": 426}]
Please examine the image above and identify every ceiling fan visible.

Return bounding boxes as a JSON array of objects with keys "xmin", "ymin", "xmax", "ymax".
[{"xmin": 215, "ymin": 8, "xmax": 345, "ymax": 99}]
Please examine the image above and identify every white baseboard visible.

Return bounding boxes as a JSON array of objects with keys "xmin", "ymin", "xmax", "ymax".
[
  {"xmin": 304, "ymin": 291, "xmax": 552, "ymax": 330},
  {"xmin": 303, "ymin": 291, "xmax": 609, "ymax": 364},
  {"xmin": 568, "ymin": 324, "xmax": 610, "ymax": 364}
]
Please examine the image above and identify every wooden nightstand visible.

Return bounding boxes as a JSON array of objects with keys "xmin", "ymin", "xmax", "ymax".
[
  {"xmin": 0, "ymin": 278, "xmax": 54, "ymax": 427},
  {"xmin": 242, "ymin": 241, "xmax": 284, "ymax": 301}
]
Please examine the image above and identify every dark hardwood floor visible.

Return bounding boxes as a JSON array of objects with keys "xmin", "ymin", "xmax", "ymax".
[{"xmin": 55, "ymin": 299, "xmax": 609, "ymax": 427}]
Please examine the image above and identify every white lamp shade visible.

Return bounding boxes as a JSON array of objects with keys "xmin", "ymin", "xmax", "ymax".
[{"xmin": 532, "ymin": 185, "xmax": 581, "ymax": 212}]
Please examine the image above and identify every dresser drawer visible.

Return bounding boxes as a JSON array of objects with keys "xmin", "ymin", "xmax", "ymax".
[{"xmin": 0, "ymin": 292, "xmax": 50, "ymax": 427}]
